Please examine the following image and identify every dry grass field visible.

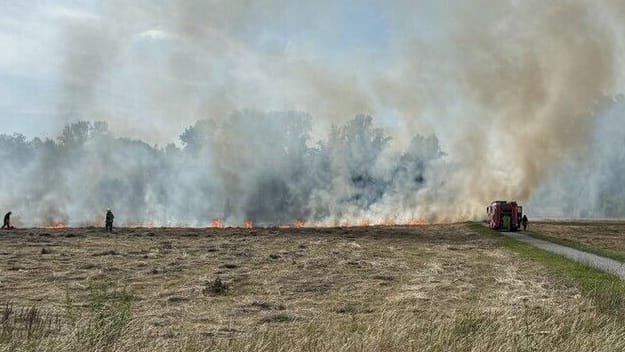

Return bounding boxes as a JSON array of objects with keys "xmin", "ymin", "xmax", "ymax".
[{"xmin": 1, "ymin": 223, "xmax": 625, "ymax": 351}]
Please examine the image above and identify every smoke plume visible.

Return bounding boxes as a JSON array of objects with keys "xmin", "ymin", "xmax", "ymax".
[
  {"xmin": 1, "ymin": 0, "xmax": 625, "ymax": 225},
  {"xmin": 0, "ymin": 115, "xmax": 442, "ymax": 226}
]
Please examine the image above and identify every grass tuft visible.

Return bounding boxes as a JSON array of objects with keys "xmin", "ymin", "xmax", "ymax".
[
  {"xmin": 0, "ymin": 304, "xmax": 62, "ymax": 342},
  {"xmin": 203, "ymin": 278, "xmax": 228, "ymax": 296}
]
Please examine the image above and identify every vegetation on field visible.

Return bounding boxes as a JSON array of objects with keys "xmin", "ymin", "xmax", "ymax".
[
  {"xmin": 1, "ymin": 224, "xmax": 625, "ymax": 351},
  {"xmin": 525, "ymin": 221, "xmax": 625, "ymax": 263},
  {"xmin": 469, "ymin": 222, "xmax": 625, "ymax": 317}
]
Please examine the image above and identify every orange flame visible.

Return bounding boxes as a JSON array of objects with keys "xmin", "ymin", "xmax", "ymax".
[
  {"xmin": 408, "ymin": 220, "xmax": 428, "ymax": 226},
  {"xmin": 295, "ymin": 220, "xmax": 305, "ymax": 228},
  {"xmin": 45, "ymin": 223, "xmax": 66, "ymax": 229},
  {"xmin": 211, "ymin": 219, "xmax": 224, "ymax": 229},
  {"xmin": 243, "ymin": 220, "xmax": 253, "ymax": 229}
]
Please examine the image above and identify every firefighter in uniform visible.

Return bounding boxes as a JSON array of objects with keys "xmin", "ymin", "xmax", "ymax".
[
  {"xmin": 1, "ymin": 211, "xmax": 11, "ymax": 229},
  {"xmin": 105, "ymin": 209, "xmax": 114, "ymax": 232},
  {"xmin": 521, "ymin": 215, "xmax": 528, "ymax": 231}
]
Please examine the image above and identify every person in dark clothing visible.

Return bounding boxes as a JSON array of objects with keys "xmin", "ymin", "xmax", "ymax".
[
  {"xmin": 105, "ymin": 209, "xmax": 114, "ymax": 232},
  {"xmin": 521, "ymin": 214, "xmax": 528, "ymax": 231},
  {"xmin": 1, "ymin": 211, "xmax": 11, "ymax": 229}
]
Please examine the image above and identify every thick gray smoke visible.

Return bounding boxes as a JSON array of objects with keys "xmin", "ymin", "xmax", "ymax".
[
  {"xmin": 0, "ymin": 114, "xmax": 442, "ymax": 226},
  {"xmin": 2, "ymin": 0, "xmax": 625, "ymax": 225},
  {"xmin": 529, "ymin": 96, "xmax": 625, "ymax": 218}
]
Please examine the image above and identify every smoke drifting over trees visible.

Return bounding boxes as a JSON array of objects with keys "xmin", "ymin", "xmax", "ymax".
[
  {"xmin": 3, "ymin": 102, "xmax": 624, "ymax": 227},
  {"xmin": 2, "ymin": 1, "xmax": 625, "ymax": 224},
  {"xmin": 0, "ymin": 114, "xmax": 443, "ymax": 226}
]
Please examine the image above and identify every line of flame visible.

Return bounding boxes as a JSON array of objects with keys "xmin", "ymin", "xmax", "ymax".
[{"xmin": 36, "ymin": 219, "xmax": 428, "ymax": 229}]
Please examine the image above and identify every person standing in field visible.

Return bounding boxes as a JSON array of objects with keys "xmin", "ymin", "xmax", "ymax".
[
  {"xmin": 105, "ymin": 209, "xmax": 114, "ymax": 232},
  {"xmin": 522, "ymin": 214, "xmax": 528, "ymax": 231},
  {"xmin": 502, "ymin": 214, "xmax": 511, "ymax": 231},
  {"xmin": 1, "ymin": 211, "xmax": 11, "ymax": 229}
]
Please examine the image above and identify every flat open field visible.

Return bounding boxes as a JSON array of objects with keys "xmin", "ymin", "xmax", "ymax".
[
  {"xmin": 529, "ymin": 220, "xmax": 625, "ymax": 261},
  {"xmin": 1, "ymin": 223, "xmax": 625, "ymax": 351}
]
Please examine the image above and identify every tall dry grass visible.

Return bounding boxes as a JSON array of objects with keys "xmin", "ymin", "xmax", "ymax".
[{"xmin": 3, "ymin": 302, "xmax": 625, "ymax": 352}]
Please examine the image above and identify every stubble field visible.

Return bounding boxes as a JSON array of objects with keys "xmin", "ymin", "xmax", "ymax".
[{"xmin": 1, "ymin": 223, "xmax": 625, "ymax": 351}]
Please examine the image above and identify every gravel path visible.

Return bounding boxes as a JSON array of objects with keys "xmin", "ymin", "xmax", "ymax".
[{"xmin": 503, "ymin": 232, "xmax": 625, "ymax": 280}]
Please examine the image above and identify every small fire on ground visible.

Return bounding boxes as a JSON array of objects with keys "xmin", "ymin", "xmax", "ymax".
[
  {"xmin": 211, "ymin": 219, "xmax": 225, "ymax": 229},
  {"xmin": 277, "ymin": 220, "xmax": 305, "ymax": 229},
  {"xmin": 342, "ymin": 219, "xmax": 429, "ymax": 227},
  {"xmin": 37, "ymin": 219, "xmax": 428, "ymax": 229},
  {"xmin": 45, "ymin": 223, "xmax": 66, "ymax": 229}
]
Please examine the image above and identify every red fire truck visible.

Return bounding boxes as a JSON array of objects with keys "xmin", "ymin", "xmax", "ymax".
[{"xmin": 486, "ymin": 201, "xmax": 522, "ymax": 231}]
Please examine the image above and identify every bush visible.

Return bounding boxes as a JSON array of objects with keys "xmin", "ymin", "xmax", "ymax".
[{"xmin": 203, "ymin": 278, "xmax": 228, "ymax": 296}]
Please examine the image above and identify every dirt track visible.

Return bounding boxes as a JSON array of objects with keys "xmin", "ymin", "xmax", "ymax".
[
  {"xmin": 503, "ymin": 231, "xmax": 625, "ymax": 279},
  {"xmin": 530, "ymin": 221, "xmax": 625, "ymax": 254}
]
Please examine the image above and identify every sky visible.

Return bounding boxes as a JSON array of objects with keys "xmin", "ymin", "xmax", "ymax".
[
  {"xmin": 0, "ymin": 0, "xmax": 428, "ymax": 142},
  {"xmin": 0, "ymin": 1, "xmax": 476, "ymax": 148}
]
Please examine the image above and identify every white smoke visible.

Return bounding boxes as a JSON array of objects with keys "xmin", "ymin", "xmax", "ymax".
[{"xmin": 0, "ymin": 114, "xmax": 443, "ymax": 226}]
